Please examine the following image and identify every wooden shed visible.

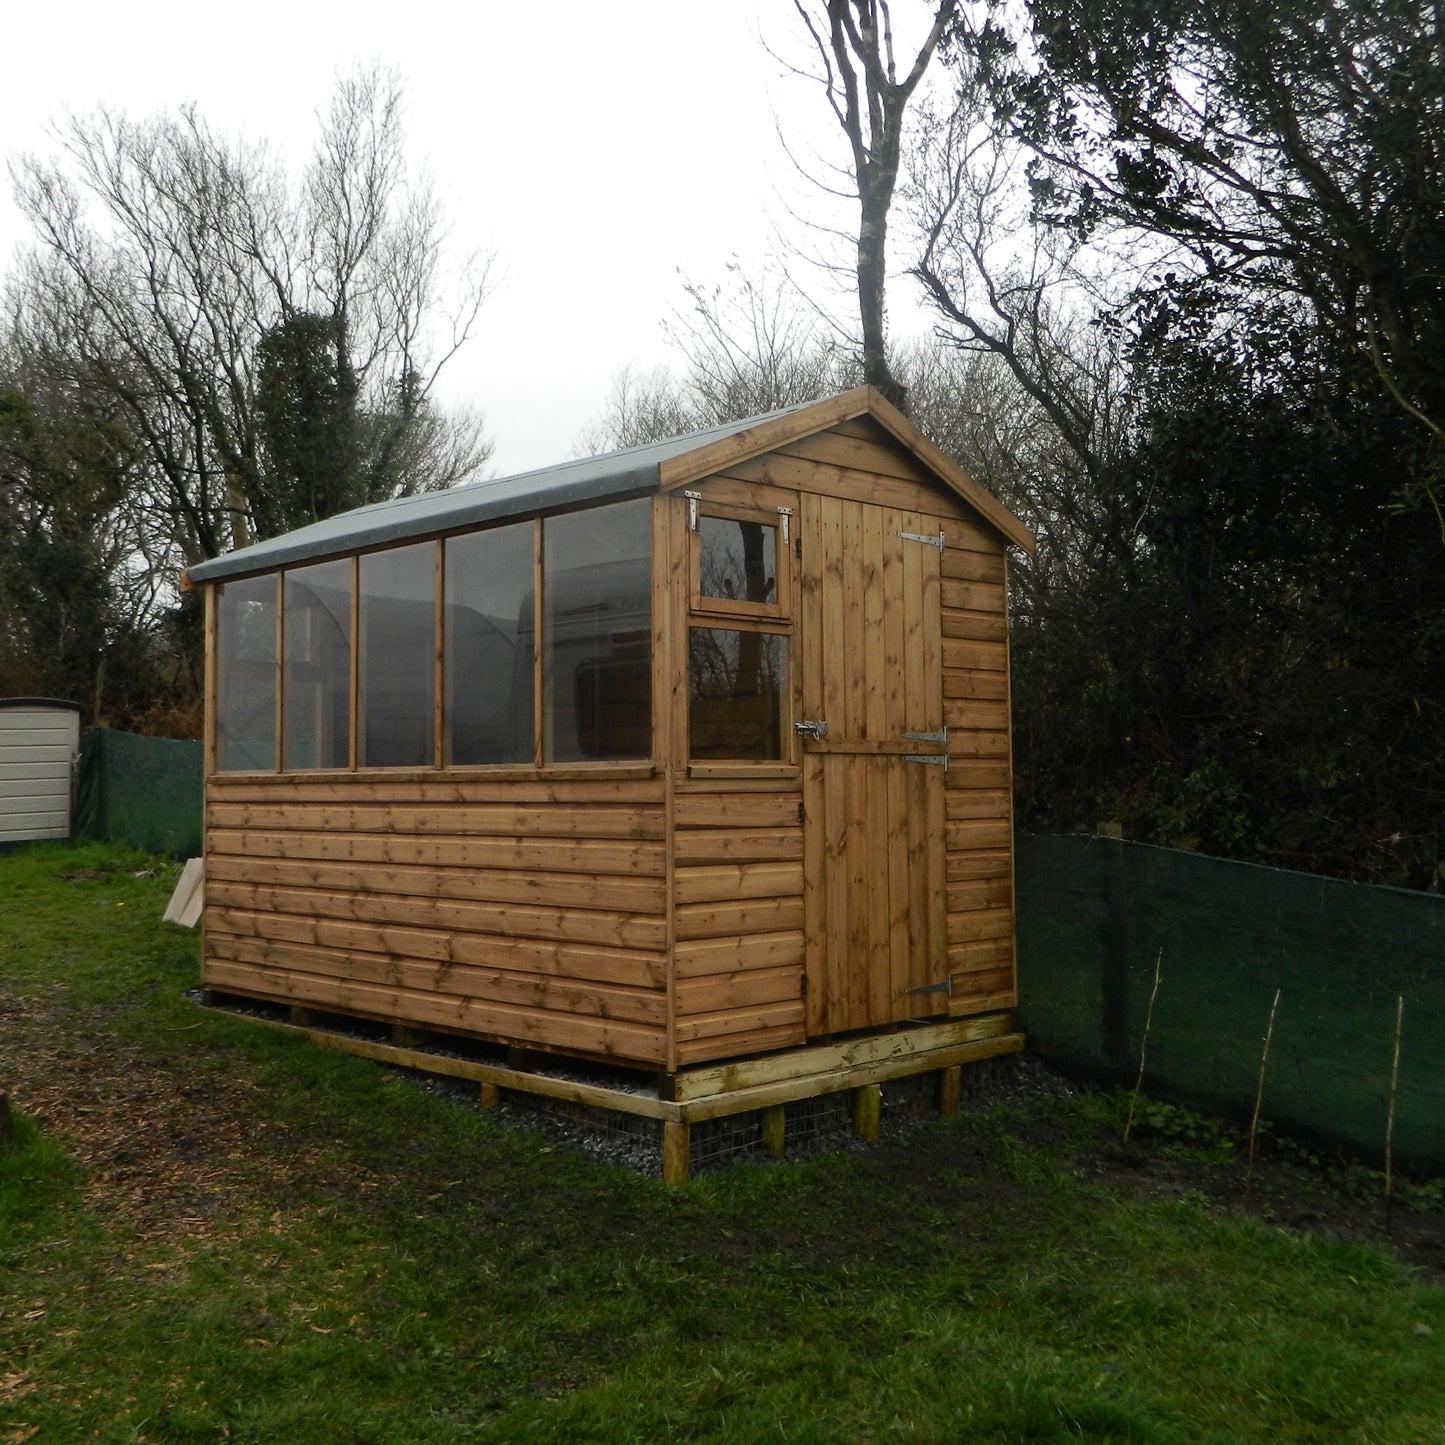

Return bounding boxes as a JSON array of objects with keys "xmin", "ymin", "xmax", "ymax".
[
  {"xmin": 0, "ymin": 698, "xmax": 81, "ymax": 846},
  {"xmin": 184, "ymin": 387, "xmax": 1035, "ymax": 1174}
]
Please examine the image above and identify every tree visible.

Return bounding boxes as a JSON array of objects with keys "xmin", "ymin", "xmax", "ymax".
[
  {"xmin": 8, "ymin": 66, "xmax": 493, "ymax": 569},
  {"xmin": 788, "ymin": 0, "xmax": 957, "ymax": 409},
  {"xmin": 582, "ymin": 265, "xmax": 856, "ymax": 453},
  {"xmin": 991, "ymin": 0, "xmax": 1445, "ymax": 523}
]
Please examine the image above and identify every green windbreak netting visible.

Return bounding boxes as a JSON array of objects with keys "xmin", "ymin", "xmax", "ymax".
[
  {"xmin": 74, "ymin": 727, "xmax": 203, "ymax": 858},
  {"xmin": 1015, "ymin": 835, "xmax": 1445, "ymax": 1174}
]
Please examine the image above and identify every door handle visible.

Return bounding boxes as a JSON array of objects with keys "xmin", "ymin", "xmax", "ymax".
[{"xmin": 793, "ymin": 719, "xmax": 829, "ymax": 740}]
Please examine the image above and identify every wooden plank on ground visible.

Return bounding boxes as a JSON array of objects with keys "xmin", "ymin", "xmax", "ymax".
[{"xmin": 671, "ymin": 1013, "xmax": 1012, "ymax": 1100}]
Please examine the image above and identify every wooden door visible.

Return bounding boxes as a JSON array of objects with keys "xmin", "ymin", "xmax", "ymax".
[{"xmin": 798, "ymin": 494, "xmax": 949, "ymax": 1036}]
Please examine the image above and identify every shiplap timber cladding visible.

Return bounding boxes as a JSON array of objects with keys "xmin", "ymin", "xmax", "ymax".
[
  {"xmin": 0, "ymin": 700, "xmax": 81, "ymax": 843},
  {"xmin": 191, "ymin": 387, "xmax": 1032, "ymax": 1078}
]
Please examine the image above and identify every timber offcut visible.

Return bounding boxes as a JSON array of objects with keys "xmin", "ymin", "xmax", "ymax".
[{"xmin": 184, "ymin": 386, "xmax": 1035, "ymax": 1177}]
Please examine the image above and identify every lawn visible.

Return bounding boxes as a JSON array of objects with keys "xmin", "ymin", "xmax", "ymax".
[{"xmin": 2, "ymin": 840, "xmax": 1442, "ymax": 1443}]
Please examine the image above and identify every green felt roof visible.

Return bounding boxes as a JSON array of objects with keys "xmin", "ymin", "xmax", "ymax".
[{"xmin": 184, "ymin": 402, "xmax": 812, "ymax": 584}]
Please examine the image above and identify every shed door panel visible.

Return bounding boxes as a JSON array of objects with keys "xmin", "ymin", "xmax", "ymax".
[{"xmin": 799, "ymin": 495, "xmax": 947, "ymax": 1035}]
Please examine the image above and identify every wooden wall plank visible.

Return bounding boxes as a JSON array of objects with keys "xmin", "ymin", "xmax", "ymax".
[
  {"xmin": 940, "ymin": 548, "xmax": 1006, "ymax": 584},
  {"xmin": 676, "ymin": 1022, "xmax": 806, "ymax": 1066},
  {"xmin": 946, "ymin": 850, "xmax": 1013, "ymax": 883},
  {"xmin": 202, "ymin": 958, "xmax": 667, "ymax": 1063},
  {"xmin": 673, "ymin": 861, "xmax": 804, "ymax": 905},
  {"xmin": 208, "ymin": 934, "xmax": 664, "ymax": 1023},
  {"xmin": 672, "ymin": 827, "xmax": 802, "ymax": 864},
  {"xmin": 942, "ymin": 610, "xmax": 1008, "ymax": 643},
  {"xmin": 944, "ymin": 673, "xmax": 1010, "ymax": 703},
  {"xmin": 675, "ymin": 965, "xmax": 803, "ymax": 1014},
  {"xmin": 207, "ymin": 880, "xmax": 667, "ymax": 950},
  {"xmin": 206, "ymin": 828, "xmax": 666, "ymax": 878},
  {"xmin": 719, "ymin": 453, "xmax": 953, "ymax": 519},
  {"xmin": 673, "ymin": 931, "xmax": 806, "ymax": 979},
  {"xmin": 206, "ymin": 802, "xmax": 666, "ymax": 840},
  {"xmin": 206, "ymin": 854, "xmax": 665, "ymax": 914},
  {"xmin": 943, "ymin": 640, "xmax": 1009, "ymax": 673},
  {"xmin": 673, "ymin": 998, "xmax": 806, "ymax": 1044},
  {"xmin": 674, "ymin": 793, "xmax": 801, "ymax": 829},
  {"xmin": 674, "ymin": 896, "xmax": 806, "ymax": 941},
  {"xmin": 209, "ymin": 906, "xmax": 664, "ymax": 987},
  {"xmin": 207, "ymin": 775, "xmax": 664, "ymax": 804}
]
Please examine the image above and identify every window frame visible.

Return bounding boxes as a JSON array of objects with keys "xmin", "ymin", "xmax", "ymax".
[{"xmin": 687, "ymin": 501, "xmax": 792, "ymax": 624}]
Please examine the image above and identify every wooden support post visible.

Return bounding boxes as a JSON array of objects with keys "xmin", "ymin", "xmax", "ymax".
[
  {"xmin": 938, "ymin": 1064, "xmax": 961, "ymax": 1116},
  {"xmin": 852, "ymin": 1084, "xmax": 882, "ymax": 1142},
  {"xmin": 478, "ymin": 1082, "xmax": 501, "ymax": 1110},
  {"xmin": 290, "ymin": 1005, "xmax": 317, "ymax": 1029},
  {"xmin": 762, "ymin": 1104, "xmax": 786, "ymax": 1159},
  {"xmin": 0, "ymin": 1094, "xmax": 15, "ymax": 1148},
  {"xmin": 662, "ymin": 1120, "xmax": 691, "ymax": 1184},
  {"xmin": 392, "ymin": 1023, "xmax": 429, "ymax": 1050}
]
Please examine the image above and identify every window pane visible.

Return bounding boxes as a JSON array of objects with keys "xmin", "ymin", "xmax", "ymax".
[
  {"xmin": 360, "ymin": 543, "xmax": 435, "ymax": 768},
  {"xmin": 544, "ymin": 499, "xmax": 651, "ymax": 762},
  {"xmin": 283, "ymin": 559, "xmax": 351, "ymax": 770},
  {"xmin": 698, "ymin": 516, "xmax": 777, "ymax": 605},
  {"xmin": 216, "ymin": 574, "xmax": 277, "ymax": 771},
  {"xmin": 444, "ymin": 522, "xmax": 535, "ymax": 765},
  {"xmin": 689, "ymin": 628, "xmax": 787, "ymax": 760}
]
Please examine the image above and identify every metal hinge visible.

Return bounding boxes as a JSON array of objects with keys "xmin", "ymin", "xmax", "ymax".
[
  {"xmin": 903, "ymin": 752, "xmax": 949, "ymax": 771},
  {"xmin": 899, "ymin": 529, "xmax": 945, "ymax": 550},
  {"xmin": 902, "ymin": 728, "xmax": 948, "ymax": 745},
  {"xmin": 684, "ymin": 490, "xmax": 702, "ymax": 531},
  {"xmin": 777, "ymin": 506, "xmax": 792, "ymax": 545},
  {"xmin": 907, "ymin": 976, "xmax": 954, "ymax": 997}
]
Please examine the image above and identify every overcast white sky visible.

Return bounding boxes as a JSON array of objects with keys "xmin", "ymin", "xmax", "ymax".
[{"xmin": 0, "ymin": 0, "xmax": 889, "ymax": 477}]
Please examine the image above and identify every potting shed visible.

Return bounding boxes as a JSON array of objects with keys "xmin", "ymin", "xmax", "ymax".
[{"xmin": 183, "ymin": 387, "xmax": 1035, "ymax": 1176}]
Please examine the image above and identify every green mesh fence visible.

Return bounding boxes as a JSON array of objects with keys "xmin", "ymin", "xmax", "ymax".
[
  {"xmin": 1016, "ymin": 835, "xmax": 1445, "ymax": 1174},
  {"xmin": 73, "ymin": 727, "xmax": 203, "ymax": 858}
]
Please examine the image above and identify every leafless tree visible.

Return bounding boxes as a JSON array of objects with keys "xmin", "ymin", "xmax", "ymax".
[
  {"xmin": 8, "ymin": 66, "xmax": 493, "ymax": 571},
  {"xmin": 788, "ymin": 0, "xmax": 958, "ymax": 410}
]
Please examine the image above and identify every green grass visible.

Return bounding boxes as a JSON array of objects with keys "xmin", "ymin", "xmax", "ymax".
[{"xmin": 2, "ymin": 840, "xmax": 1443, "ymax": 1442}]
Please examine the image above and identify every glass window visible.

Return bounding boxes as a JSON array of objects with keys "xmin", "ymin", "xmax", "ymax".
[
  {"xmin": 544, "ymin": 499, "xmax": 652, "ymax": 762},
  {"xmin": 689, "ymin": 627, "xmax": 788, "ymax": 760},
  {"xmin": 359, "ymin": 542, "xmax": 435, "ymax": 768},
  {"xmin": 215, "ymin": 574, "xmax": 277, "ymax": 771},
  {"xmin": 444, "ymin": 522, "xmax": 535, "ymax": 765},
  {"xmin": 283, "ymin": 559, "xmax": 352, "ymax": 770},
  {"xmin": 698, "ymin": 515, "xmax": 777, "ymax": 606}
]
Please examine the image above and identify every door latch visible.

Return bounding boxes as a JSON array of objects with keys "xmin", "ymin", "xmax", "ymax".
[{"xmin": 793, "ymin": 719, "xmax": 829, "ymax": 740}]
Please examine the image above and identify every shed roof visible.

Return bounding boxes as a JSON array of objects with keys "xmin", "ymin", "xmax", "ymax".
[{"xmin": 184, "ymin": 387, "xmax": 1033, "ymax": 586}]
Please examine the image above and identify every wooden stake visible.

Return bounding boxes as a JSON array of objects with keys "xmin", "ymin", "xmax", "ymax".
[
  {"xmin": 662, "ymin": 1120, "xmax": 691, "ymax": 1185},
  {"xmin": 761, "ymin": 1104, "xmax": 786, "ymax": 1159},
  {"xmin": 938, "ymin": 1064, "xmax": 962, "ymax": 1117},
  {"xmin": 1246, "ymin": 988, "xmax": 1281, "ymax": 1195},
  {"xmin": 1122, "ymin": 949, "xmax": 1163, "ymax": 1147},
  {"xmin": 1385, "ymin": 994, "xmax": 1404, "ymax": 1234},
  {"xmin": 852, "ymin": 1084, "xmax": 882, "ymax": 1142},
  {"xmin": 0, "ymin": 1093, "xmax": 14, "ymax": 1148}
]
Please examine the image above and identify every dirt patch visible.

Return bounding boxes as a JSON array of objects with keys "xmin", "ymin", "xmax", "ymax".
[{"xmin": 0, "ymin": 995, "xmax": 300, "ymax": 1250}]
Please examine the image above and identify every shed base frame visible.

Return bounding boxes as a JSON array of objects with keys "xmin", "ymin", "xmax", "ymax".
[{"xmin": 198, "ymin": 992, "xmax": 1024, "ymax": 1181}]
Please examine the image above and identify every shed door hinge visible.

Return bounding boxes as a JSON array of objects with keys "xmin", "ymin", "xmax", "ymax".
[
  {"xmin": 903, "ymin": 752, "xmax": 949, "ymax": 771},
  {"xmin": 684, "ymin": 490, "xmax": 702, "ymax": 532},
  {"xmin": 907, "ymin": 976, "xmax": 954, "ymax": 998},
  {"xmin": 899, "ymin": 529, "xmax": 945, "ymax": 550},
  {"xmin": 777, "ymin": 506, "xmax": 792, "ymax": 545}
]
